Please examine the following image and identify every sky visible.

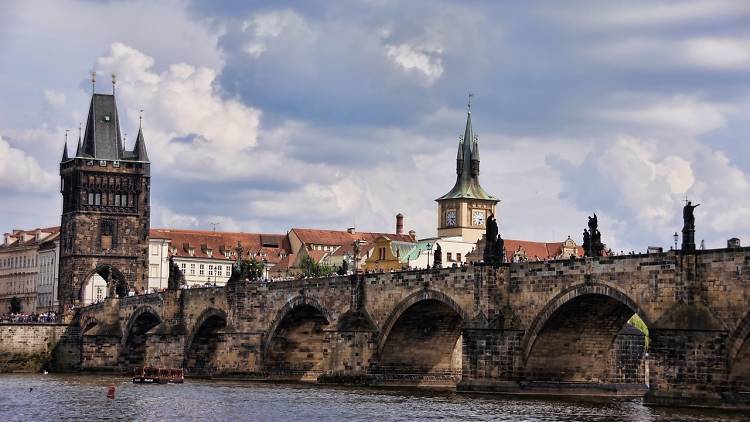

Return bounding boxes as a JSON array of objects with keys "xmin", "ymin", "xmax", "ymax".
[{"xmin": 0, "ymin": 0, "xmax": 749, "ymax": 252}]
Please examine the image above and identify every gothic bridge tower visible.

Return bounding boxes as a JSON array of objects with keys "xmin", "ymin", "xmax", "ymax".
[
  {"xmin": 436, "ymin": 104, "xmax": 499, "ymax": 244},
  {"xmin": 58, "ymin": 87, "xmax": 150, "ymax": 311}
]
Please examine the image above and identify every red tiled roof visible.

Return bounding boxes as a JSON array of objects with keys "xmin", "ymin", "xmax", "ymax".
[
  {"xmin": 150, "ymin": 228, "xmax": 290, "ymax": 264},
  {"xmin": 1, "ymin": 226, "xmax": 61, "ymax": 249},
  {"xmin": 291, "ymin": 228, "xmax": 414, "ymax": 248},
  {"xmin": 503, "ymin": 239, "xmax": 584, "ymax": 261},
  {"xmin": 305, "ymin": 249, "xmax": 329, "ymax": 263}
]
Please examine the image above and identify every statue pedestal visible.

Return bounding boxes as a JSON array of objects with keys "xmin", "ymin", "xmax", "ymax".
[{"xmin": 682, "ymin": 228, "xmax": 696, "ymax": 251}]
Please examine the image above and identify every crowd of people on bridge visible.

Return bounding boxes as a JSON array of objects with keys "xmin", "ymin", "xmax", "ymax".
[{"xmin": 0, "ymin": 311, "xmax": 58, "ymax": 324}]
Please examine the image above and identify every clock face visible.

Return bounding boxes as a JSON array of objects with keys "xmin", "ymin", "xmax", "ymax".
[
  {"xmin": 472, "ymin": 210, "xmax": 485, "ymax": 226},
  {"xmin": 446, "ymin": 210, "xmax": 457, "ymax": 227}
]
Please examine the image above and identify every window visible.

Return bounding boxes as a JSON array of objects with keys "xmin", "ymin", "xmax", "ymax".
[
  {"xmin": 447, "ymin": 252, "xmax": 453, "ymax": 261},
  {"xmin": 456, "ymin": 253, "xmax": 461, "ymax": 262},
  {"xmin": 199, "ymin": 264, "xmax": 204, "ymax": 275},
  {"xmin": 95, "ymin": 193, "xmax": 101, "ymax": 206},
  {"xmin": 208, "ymin": 265, "xmax": 214, "ymax": 276},
  {"xmin": 101, "ymin": 220, "xmax": 115, "ymax": 250},
  {"xmin": 149, "ymin": 264, "xmax": 159, "ymax": 277},
  {"xmin": 190, "ymin": 264, "xmax": 195, "ymax": 275},
  {"xmin": 226, "ymin": 266, "xmax": 231, "ymax": 275},
  {"xmin": 114, "ymin": 194, "xmax": 121, "ymax": 207},
  {"xmin": 217, "ymin": 266, "xmax": 222, "ymax": 277},
  {"xmin": 151, "ymin": 245, "xmax": 158, "ymax": 255}
]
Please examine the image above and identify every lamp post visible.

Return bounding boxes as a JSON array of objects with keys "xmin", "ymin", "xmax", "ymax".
[
  {"xmin": 426, "ymin": 243, "xmax": 432, "ymax": 269},
  {"xmin": 263, "ymin": 258, "xmax": 269, "ymax": 281},
  {"xmin": 673, "ymin": 232, "xmax": 679, "ymax": 250}
]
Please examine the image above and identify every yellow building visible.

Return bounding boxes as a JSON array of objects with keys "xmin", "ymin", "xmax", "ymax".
[{"xmin": 362, "ymin": 236, "xmax": 415, "ymax": 272}]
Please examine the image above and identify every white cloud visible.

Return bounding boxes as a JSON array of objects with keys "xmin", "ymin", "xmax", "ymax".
[
  {"xmin": 593, "ymin": 95, "xmax": 731, "ymax": 137},
  {"xmin": 384, "ymin": 43, "xmax": 444, "ymax": 85},
  {"xmin": 548, "ymin": 1, "xmax": 750, "ymax": 29},
  {"xmin": 43, "ymin": 90, "xmax": 66, "ymax": 108},
  {"xmin": 591, "ymin": 37, "xmax": 750, "ymax": 71},
  {"xmin": 94, "ymin": 43, "xmax": 263, "ymax": 180},
  {"xmin": 241, "ymin": 10, "xmax": 309, "ymax": 58},
  {"xmin": 0, "ymin": 136, "xmax": 57, "ymax": 193}
]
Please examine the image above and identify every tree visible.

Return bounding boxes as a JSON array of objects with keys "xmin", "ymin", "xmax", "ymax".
[
  {"xmin": 299, "ymin": 256, "xmax": 333, "ymax": 278},
  {"xmin": 9, "ymin": 296, "xmax": 21, "ymax": 314},
  {"xmin": 228, "ymin": 258, "xmax": 265, "ymax": 283}
]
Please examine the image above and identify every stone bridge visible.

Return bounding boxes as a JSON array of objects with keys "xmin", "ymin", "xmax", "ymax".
[{"xmin": 76, "ymin": 248, "xmax": 750, "ymax": 409}]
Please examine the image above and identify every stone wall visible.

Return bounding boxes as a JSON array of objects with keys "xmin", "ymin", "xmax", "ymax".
[{"xmin": 0, "ymin": 324, "xmax": 80, "ymax": 372}]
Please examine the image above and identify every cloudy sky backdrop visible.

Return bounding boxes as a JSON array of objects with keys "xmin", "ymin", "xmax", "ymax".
[{"xmin": 1, "ymin": 0, "xmax": 749, "ymax": 252}]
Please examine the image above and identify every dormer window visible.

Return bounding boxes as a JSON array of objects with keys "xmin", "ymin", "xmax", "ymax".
[
  {"xmin": 188, "ymin": 247, "xmax": 195, "ymax": 257},
  {"xmin": 103, "ymin": 115, "xmax": 111, "ymax": 122},
  {"xmin": 207, "ymin": 249, "xmax": 213, "ymax": 257}
]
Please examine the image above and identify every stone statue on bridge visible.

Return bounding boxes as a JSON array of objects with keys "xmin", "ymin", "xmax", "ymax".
[
  {"xmin": 682, "ymin": 200, "xmax": 700, "ymax": 251},
  {"xmin": 584, "ymin": 213, "xmax": 605, "ymax": 257},
  {"xmin": 433, "ymin": 244, "xmax": 442, "ymax": 268},
  {"xmin": 483, "ymin": 213, "xmax": 505, "ymax": 265},
  {"xmin": 167, "ymin": 254, "xmax": 186, "ymax": 290}
]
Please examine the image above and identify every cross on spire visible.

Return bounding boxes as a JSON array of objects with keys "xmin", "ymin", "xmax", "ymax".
[
  {"xmin": 90, "ymin": 70, "xmax": 96, "ymax": 93},
  {"xmin": 468, "ymin": 93, "xmax": 474, "ymax": 113}
]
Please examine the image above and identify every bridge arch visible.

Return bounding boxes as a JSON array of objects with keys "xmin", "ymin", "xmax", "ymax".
[
  {"xmin": 121, "ymin": 305, "xmax": 161, "ymax": 368},
  {"xmin": 374, "ymin": 289, "xmax": 468, "ymax": 383},
  {"xmin": 183, "ymin": 308, "xmax": 228, "ymax": 377},
  {"xmin": 263, "ymin": 296, "xmax": 332, "ymax": 380},
  {"xmin": 79, "ymin": 264, "xmax": 128, "ymax": 305},
  {"xmin": 727, "ymin": 308, "xmax": 750, "ymax": 391},
  {"xmin": 522, "ymin": 282, "xmax": 650, "ymax": 384},
  {"xmin": 80, "ymin": 315, "xmax": 99, "ymax": 335}
]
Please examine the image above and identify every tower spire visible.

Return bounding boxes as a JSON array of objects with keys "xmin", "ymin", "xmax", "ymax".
[
  {"xmin": 61, "ymin": 130, "xmax": 69, "ymax": 161},
  {"xmin": 75, "ymin": 123, "xmax": 83, "ymax": 157}
]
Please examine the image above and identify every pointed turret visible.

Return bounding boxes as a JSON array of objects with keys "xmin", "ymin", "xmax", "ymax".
[
  {"xmin": 456, "ymin": 140, "xmax": 464, "ymax": 175},
  {"xmin": 61, "ymin": 139, "xmax": 69, "ymax": 162},
  {"xmin": 132, "ymin": 126, "xmax": 149, "ymax": 162},
  {"xmin": 436, "ymin": 105, "xmax": 496, "ymax": 201},
  {"xmin": 80, "ymin": 93, "xmax": 124, "ymax": 160},
  {"xmin": 471, "ymin": 135, "xmax": 480, "ymax": 176}
]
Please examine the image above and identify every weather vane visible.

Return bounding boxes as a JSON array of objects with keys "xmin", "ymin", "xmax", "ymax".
[
  {"xmin": 90, "ymin": 70, "xmax": 96, "ymax": 93},
  {"xmin": 111, "ymin": 73, "xmax": 116, "ymax": 94},
  {"xmin": 468, "ymin": 93, "xmax": 474, "ymax": 112}
]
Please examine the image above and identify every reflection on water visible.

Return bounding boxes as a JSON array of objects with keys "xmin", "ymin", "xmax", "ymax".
[{"xmin": 0, "ymin": 374, "xmax": 745, "ymax": 422}]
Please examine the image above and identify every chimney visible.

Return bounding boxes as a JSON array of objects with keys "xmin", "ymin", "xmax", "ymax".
[
  {"xmin": 347, "ymin": 227, "xmax": 356, "ymax": 234},
  {"xmin": 396, "ymin": 213, "xmax": 404, "ymax": 235},
  {"xmin": 728, "ymin": 238, "xmax": 741, "ymax": 249}
]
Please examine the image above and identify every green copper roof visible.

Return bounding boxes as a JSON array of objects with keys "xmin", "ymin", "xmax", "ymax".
[{"xmin": 436, "ymin": 110, "xmax": 498, "ymax": 202}]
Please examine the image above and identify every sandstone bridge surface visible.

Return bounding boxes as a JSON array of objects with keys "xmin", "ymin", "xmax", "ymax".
[{"xmin": 75, "ymin": 248, "xmax": 750, "ymax": 410}]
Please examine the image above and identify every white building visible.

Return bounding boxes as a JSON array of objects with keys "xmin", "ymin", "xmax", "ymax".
[
  {"xmin": 36, "ymin": 236, "xmax": 60, "ymax": 312},
  {"xmin": 148, "ymin": 229, "xmax": 288, "ymax": 290}
]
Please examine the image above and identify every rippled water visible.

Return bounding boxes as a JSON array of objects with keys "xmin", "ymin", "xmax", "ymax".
[{"xmin": 0, "ymin": 374, "xmax": 746, "ymax": 421}]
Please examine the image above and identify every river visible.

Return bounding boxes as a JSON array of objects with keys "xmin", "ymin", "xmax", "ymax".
[{"xmin": 0, "ymin": 374, "xmax": 746, "ymax": 421}]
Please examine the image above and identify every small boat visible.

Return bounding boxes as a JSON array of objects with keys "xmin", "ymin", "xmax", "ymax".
[{"xmin": 132, "ymin": 366, "xmax": 184, "ymax": 384}]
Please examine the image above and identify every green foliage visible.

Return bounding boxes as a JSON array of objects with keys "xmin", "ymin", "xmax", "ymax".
[
  {"xmin": 9, "ymin": 296, "xmax": 21, "ymax": 314},
  {"xmin": 627, "ymin": 314, "xmax": 650, "ymax": 350},
  {"xmin": 299, "ymin": 256, "xmax": 334, "ymax": 278},
  {"xmin": 229, "ymin": 258, "xmax": 265, "ymax": 282}
]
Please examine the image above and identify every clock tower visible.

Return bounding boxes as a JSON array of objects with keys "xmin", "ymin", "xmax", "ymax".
[{"xmin": 436, "ymin": 105, "xmax": 498, "ymax": 244}]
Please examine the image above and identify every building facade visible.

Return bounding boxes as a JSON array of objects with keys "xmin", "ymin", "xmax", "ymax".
[
  {"xmin": 57, "ymin": 90, "xmax": 151, "ymax": 311},
  {"xmin": 0, "ymin": 228, "xmax": 59, "ymax": 314},
  {"xmin": 36, "ymin": 236, "xmax": 60, "ymax": 312},
  {"xmin": 148, "ymin": 229, "xmax": 288, "ymax": 289}
]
